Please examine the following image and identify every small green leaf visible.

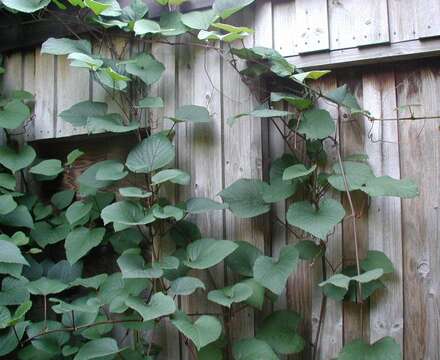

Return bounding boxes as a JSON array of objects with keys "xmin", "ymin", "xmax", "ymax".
[
  {"xmin": 126, "ymin": 53, "xmax": 165, "ymax": 85},
  {"xmin": 0, "ymin": 240, "xmax": 28, "ymax": 265},
  {"xmin": 0, "ymin": 144, "xmax": 36, "ymax": 173},
  {"xmin": 170, "ymin": 105, "xmax": 211, "ymax": 123},
  {"xmin": 292, "ymin": 70, "xmax": 331, "ymax": 83},
  {"xmin": 117, "ymin": 249, "xmax": 160, "ymax": 279},
  {"xmin": 225, "ymin": 240, "xmax": 262, "ymax": 277},
  {"xmin": 41, "ymin": 38, "xmax": 92, "ymax": 55},
  {"xmin": 328, "ymin": 161, "xmax": 374, "ymax": 192},
  {"xmin": 232, "ymin": 338, "xmax": 279, "ymax": 360},
  {"xmin": 87, "ymin": 113, "xmax": 139, "ymax": 134},
  {"xmin": 181, "ymin": 9, "xmax": 218, "ymax": 30},
  {"xmin": 337, "ymin": 336, "xmax": 401, "ymax": 360},
  {"xmin": 68, "ymin": 52, "xmax": 103, "ymax": 70},
  {"xmin": 298, "ymin": 109, "xmax": 335, "ymax": 140},
  {"xmin": 2, "ymin": 0, "xmax": 50, "ymax": 13},
  {"xmin": 65, "ymin": 227, "xmax": 106, "ymax": 264},
  {"xmin": 256, "ymin": 310, "xmax": 304, "ymax": 354},
  {"xmin": 66, "ymin": 149, "xmax": 84, "ymax": 166},
  {"xmin": 250, "ymin": 109, "xmax": 292, "ymax": 118},
  {"xmin": 327, "ymin": 85, "xmax": 362, "ymax": 114},
  {"xmin": 270, "ymin": 92, "xmax": 313, "ymax": 110},
  {"xmin": 101, "ymin": 201, "xmax": 155, "ymax": 228},
  {"xmin": 66, "ymin": 201, "xmax": 93, "ymax": 226},
  {"xmin": 137, "ymin": 96, "xmax": 164, "ymax": 108},
  {"xmin": 286, "ymin": 199, "xmax": 345, "ymax": 240},
  {"xmin": 30, "ymin": 159, "xmax": 64, "ymax": 177},
  {"xmin": 152, "ymin": 168, "xmax": 190, "ymax": 185},
  {"xmin": 27, "ymin": 277, "xmax": 68, "ymax": 296},
  {"xmin": 119, "ymin": 187, "xmax": 152, "ymax": 198},
  {"xmin": 30, "ymin": 222, "xmax": 70, "ymax": 248},
  {"xmin": 361, "ymin": 250, "xmax": 394, "ymax": 274},
  {"xmin": 74, "ymin": 338, "xmax": 119, "ymax": 360},
  {"xmin": 0, "ymin": 277, "xmax": 30, "ymax": 305},
  {"xmin": 219, "ymin": 179, "xmax": 270, "ymax": 218},
  {"xmin": 283, "ymin": 163, "xmax": 316, "ymax": 181},
  {"xmin": 208, "ymin": 283, "xmax": 252, "ymax": 308},
  {"xmin": 0, "ymin": 195, "xmax": 17, "ymax": 215},
  {"xmin": 170, "ymin": 276, "xmax": 205, "ymax": 296},
  {"xmin": 0, "ymin": 173, "xmax": 16, "ymax": 190},
  {"xmin": 213, "ymin": 0, "xmax": 255, "ymax": 19},
  {"xmin": 361, "ymin": 176, "xmax": 419, "ymax": 198},
  {"xmin": 184, "ymin": 238, "xmax": 238, "ymax": 269},
  {"xmin": 51, "ymin": 189, "xmax": 75, "ymax": 210},
  {"xmin": 185, "ymin": 197, "xmax": 228, "ymax": 214},
  {"xmin": 253, "ymin": 244, "xmax": 299, "ymax": 295},
  {"xmin": 0, "ymin": 205, "xmax": 34, "ymax": 229},
  {"xmin": 126, "ymin": 133, "xmax": 175, "ymax": 173},
  {"xmin": 171, "ymin": 311, "xmax": 222, "ymax": 350},
  {"xmin": 153, "ymin": 205, "xmax": 185, "ymax": 221},
  {"xmin": 295, "ymin": 240, "xmax": 322, "ymax": 261},
  {"xmin": 125, "ymin": 293, "xmax": 176, "ymax": 321},
  {"xmin": 241, "ymin": 278, "xmax": 265, "ymax": 310},
  {"xmin": 59, "ymin": 101, "xmax": 107, "ymax": 127},
  {"xmin": 95, "ymin": 160, "xmax": 128, "ymax": 181},
  {"xmin": 133, "ymin": 19, "xmax": 162, "ymax": 35},
  {"xmin": 0, "ymin": 100, "xmax": 30, "ymax": 129}
]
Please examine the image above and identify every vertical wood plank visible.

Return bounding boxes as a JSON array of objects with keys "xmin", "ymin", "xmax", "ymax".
[
  {"xmin": 328, "ymin": 0, "xmax": 389, "ymax": 50},
  {"xmin": 273, "ymin": 0, "xmax": 297, "ymax": 57},
  {"xmin": 32, "ymin": 49, "xmax": 56, "ymax": 140},
  {"xmin": 294, "ymin": 0, "xmax": 329, "ymax": 54},
  {"xmin": 23, "ymin": 50, "xmax": 35, "ymax": 142},
  {"xmin": 222, "ymin": 6, "xmax": 266, "ymax": 344},
  {"xmin": 177, "ymin": 39, "xmax": 224, "ymax": 359},
  {"xmin": 397, "ymin": 63, "xmax": 440, "ymax": 360},
  {"xmin": 362, "ymin": 69, "xmax": 404, "ymax": 348},
  {"xmin": 387, "ymin": 0, "xmax": 418, "ymax": 42},
  {"xmin": 1, "ymin": 52, "xmax": 22, "ymax": 96},
  {"xmin": 149, "ymin": 42, "xmax": 181, "ymax": 360},
  {"xmin": 338, "ymin": 70, "xmax": 370, "ymax": 343},
  {"xmin": 56, "ymin": 56, "xmax": 90, "ymax": 137},
  {"xmin": 311, "ymin": 74, "xmax": 343, "ymax": 359},
  {"xmin": 416, "ymin": 0, "xmax": 440, "ymax": 39}
]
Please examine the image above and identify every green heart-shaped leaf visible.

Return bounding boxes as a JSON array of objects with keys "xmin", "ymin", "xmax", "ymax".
[
  {"xmin": 297, "ymin": 109, "xmax": 335, "ymax": 140},
  {"xmin": 171, "ymin": 311, "xmax": 222, "ymax": 350},
  {"xmin": 286, "ymin": 199, "xmax": 345, "ymax": 240},
  {"xmin": 27, "ymin": 277, "xmax": 68, "ymax": 296},
  {"xmin": 65, "ymin": 227, "xmax": 106, "ymax": 265},
  {"xmin": 208, "ymin": 283, "xmax": 252, "ymax": 308},
  {"xmin": 126, "ymin": 53, "xmax": 165, "ymax": 85},
  {"xmin": 73, "ymin": 338, "xmax": 119, "ymax": 360},
  {"xmin": 0, "ymin": 240, "xmax": 28, "ymax": 266},
  {"xmin": 30, "ymin": 159, "xmax": 64, "ymax": 177},
  {"xmin": 170, "ymin": 276, "xmax": 205, "ymax": 296},
  {"xmin": 337, "ymin": 336, "xmax": 401, "ymax": 360},
  {"xmin": 225, "ymin": 240, "xmax": 262, "ymax": 277},
  {"xmin": 125, "ymin": 293, "xmax": 176, "ymax": 321},
  {"xmin": 232, "ymin": 338, "xmax": 279, "ymax": 360},
  {"xmin": 253, "ymin": 244, "xmax": 299, "ymax": 295},
  {"xmin": 0, "ymin": 100, "xmax": 30, "ymax": 129},
  {"xmin": 0, "ymin": 195, "xmax": 17, "ymax": 215},
  {"xmin": 0, "ymin": 144, "xmax": 36, "ymax": 173},
  {"xmin": 184, "ymin": 238, "xmax": 238, "ymax": 269}
]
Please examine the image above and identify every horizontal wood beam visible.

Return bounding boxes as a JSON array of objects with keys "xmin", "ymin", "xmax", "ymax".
[
  {"xmin": 0, "ymin": 0, "xmax": 214, "ymax": 53},
  {"xmin": 288, "ymin": 38, "xmax": 440, "ymax": 70}
]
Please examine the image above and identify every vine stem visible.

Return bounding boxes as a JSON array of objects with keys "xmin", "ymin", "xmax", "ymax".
[{"xmin": 312, "ymin": 250, "xmax": 327, "ymax": 360}]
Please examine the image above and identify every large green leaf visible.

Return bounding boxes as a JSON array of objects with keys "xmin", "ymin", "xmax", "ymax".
[
  {"xmin": 77, "ymin": 160, "xmax": 118, "ymax": 195},
  {"xmin": 26, "ymin": 320, "xmax": 69, "ymax": 355},
  {"xmin": 66, "ymin": 201, "xmax": 93, "ymax": 226},
  {"xmin": 125, "ymin": 292, "xmax": 176, "ymax": 321},
  {"xmin": 0, "ymin": 321, "xmax": 28, "ymax": 356},
  {"xmin": 0, "ymin": 173, "xmax": 16, "ymax": 190},
  {"xmin": 41, "ymin": 38, "xmax": 92, "ymax": 55},
  {"xmin": 171, "ymin": 105, "xmax": 211, "ymax": 123},
  {"xmin": 0, "ymin": 277, "xmax": 30, "ymax": 305},
  {"xmin": 170, "ymin": 276, "xmax": 205, "ymax": 296},
  {"xmin": 361, "ymin": 176, "xmax": 419, "ymax": 198},
  {"xmin": 74, "ymin": 338, "xmax": 119, "ymax": 360},
  {"xmin": 117, "ymin": 249, "xmax": 161, "ymax": 279},
  {"xmin": 101, "ymin": 201, "xmax": 155, "ymax": 228},
  {"xmin": 30, "ymin": 159, "xmax": 64, "ymax": 177},
  {"xmin": 326, "ymin": 85, "xmax": 362, "ymax": 114},
  {"xmin": 283, "ymin": 163, "xmax": 316, "ymax": 181},
  {"xmin": 51, "ymin": 189, "xmax": 75, "ymax": 210},
  {"xmin": 298, "ymin": 109, "xmax": 335, "ymax": 140},
  {"xmin": 270, "ymin": 92, "xmax": 313, "ymax": 111},
  {"xmin": 126, "ymin": 133, "xmax": 175, "ymax": 173},
  {"xmin": 241, "ymin": 278, "xmax": 265, "ymax": 310},
  {"xmin": 213, "ymin": 0, "xmax": 255, "ymax": 19},
  {"xmin": 126, "ymin": 53, "xmax": 165, "ymax": 85},
  {"xmin": 87, "ymin": 113, "xmax": 139, "ymax": 134},
  {"xmin": 171, "ymin": 311, "xmax": 222, "ymax": 350},
  {"xmin": 256, "ymin": 310, "xmax": 304, "ymax": 354},
  {"xmin": 185, "ymin": 197, "xmax": 227, "ymax": 214},
  {"xmin": 59, "ymin": 101, "xmax": 107, "ymax": 127},
  {"xmin": 0, "ymin": 100, "xmax": 30, "ymax": 129},
  {"xmin": 65, "ymin": 227, "xmax": 106, "ymax": 264},
  {"xmin": 232, "ymin": 338, "xmax": 279, "ymax": 360},
  {"xmin": 2, "ymin": 0, "xmax": 49, "ymax": 12},
  {"xmin": 152, "ymin": 168, "xmax": 190, "ymax": 185},
  {"xmin": 328, "ymin": 161, "xmax": 374, "ymax": 192},
  {"xmin": 263, "ymin": 154, "xmax": 298, "ymax": 203},
  {"xmin": 133, "ymin": 19, "xmax": 162, "ymax": 35},
  {"xmin": 95, "ymin": 160, "xmax": 127, "ymax": 181},
  {"xmin": 219, "ymin": 179, "xmax": 270, "ymax": 218},
  {"xmin": 361, "ymin": 250, "xmax": 394, "ymax": 274},
  {"xmin": 337, "ymin": 336, "xmax": 401, "ymax": 360},
  {"xmin": 181, "ymin": 9, "xmax": 218, "ymax": 30},
  {"xmin": 184, "ymin": 238, "xmax": 238, "ymax": 269},
  {"xmin": 26, "ymin": 277, "xmax": 68, "ymax": 296},
  {"xmin": 0, "ymin": 194, "xmax": 17, "ymax": 215},
  {"xmin": 119, "ymin": 186, "xmax": 152, "ymax": 199},
  {"xmin": 253, "ymin": 244, "xmax": 299, "ymax": 295},
  {"xmin": 225, "ymin": 240, "xmax": 262, "ymax": 277},
  {"xmin": 30, "ymin": 221, "xmax": 69, "ymax": 248},
  {"xmin": 0, "ymin": 144, "xmax": 36, "ymax": 173},
  {"xmin": 0, "ymin": 205, "xmax": 34, "ymax": 229},
  {"xmin": 208, "ymin": 283, "xmax": 252, "ymax": 308},
  {"xmin": 0, "ymin": 240, "xmax": 28, "ymax": 265},
  {"xmin": 286, "ymin": 199, "xmax": 345, "ymax": 240}
]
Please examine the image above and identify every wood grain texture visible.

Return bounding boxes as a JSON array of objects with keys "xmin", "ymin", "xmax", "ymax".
[
  {"xmin": 397, "ymin": 63, "xmax": 440, "ymax": 360},
  {"xmin": 328, "ymin": 0, "xmax": 389, "ymax": 50},
  {"xmin": 311, "ymin": 74, "xmax": 343, "ymax": 359},
  {"xmin": 338, "ymin": 70, "xmax": 370, "ymax": 344},
  {"xmin": 176, "ymin": 36, "xmax": 224, "ymax": 359},
  {"xmin": 273, "ymin": 0, "xmax": 297, "ymax": 57},
  {"xmin": 387, "ymin": 0, "xmax": 418, "ymax": 42},
  {"xmin": 362, "ymin": 68, "xmax": 404, "ymax": 347},
  {"xmin": 294, "ymin": 0, "xmax": 329, "ymax": 54},
  {"xmin": 416, "ymin": 0, "xmax": 440, "ymax": 39}
]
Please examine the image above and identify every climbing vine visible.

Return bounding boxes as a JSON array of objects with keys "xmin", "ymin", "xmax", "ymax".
[{"xmin": 0, "ymin": 0, "xmax": 417, "ymax": 359}]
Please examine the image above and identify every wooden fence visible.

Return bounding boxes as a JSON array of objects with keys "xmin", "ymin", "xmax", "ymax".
[{"xmin": 1, "ymin": 1, "xmax": 439, "ymax": 359}]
